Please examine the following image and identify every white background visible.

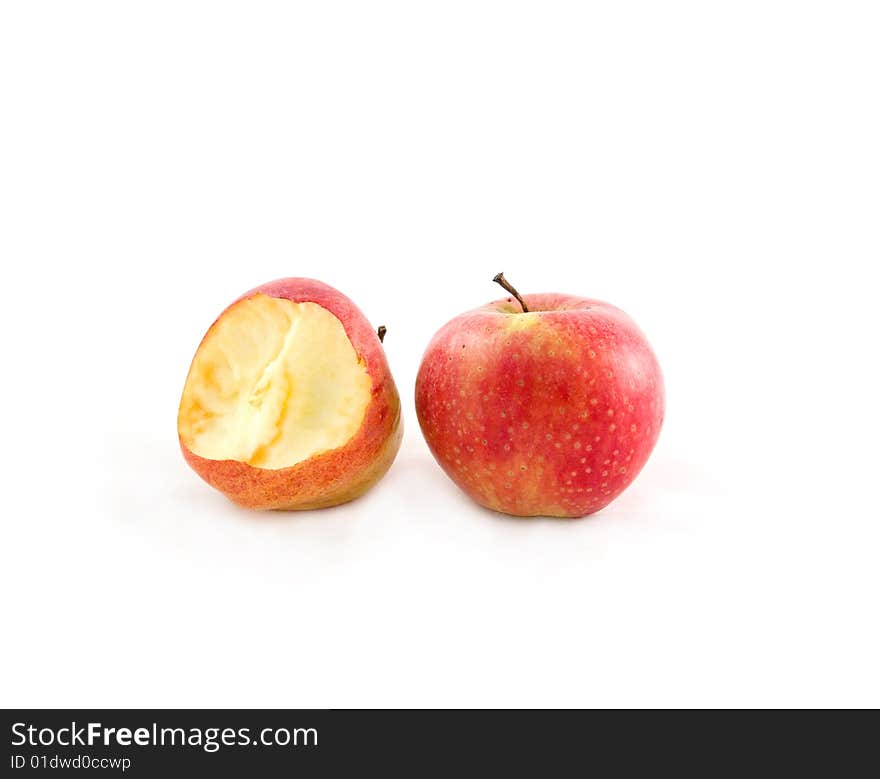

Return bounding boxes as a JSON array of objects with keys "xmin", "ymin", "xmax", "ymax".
[{"xmin": 2, "ymin": 2, "xmax": 878, "ymax": 708}]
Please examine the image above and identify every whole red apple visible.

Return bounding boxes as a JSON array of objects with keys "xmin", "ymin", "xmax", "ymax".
[{"xmin": 415, "ymin": 274, "xmax": 664, "ymax": 518}]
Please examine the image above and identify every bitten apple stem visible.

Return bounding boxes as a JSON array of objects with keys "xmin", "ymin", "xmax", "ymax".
[
  {"xmin": 377, "ymin": 325, "xmax": 387, "ymax": 343},
  {"xmin": 492, "ymin": 272, "xmax": 529, "ymax": 313}
]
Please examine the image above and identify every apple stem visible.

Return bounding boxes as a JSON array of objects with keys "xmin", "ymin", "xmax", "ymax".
[
  {"xmin": 493, "ymin": 272, "xmax": 529, "ymax": 313},
  {"xmin": 377, "ymin": 325, "xmax": 387, "ymax": 343}
]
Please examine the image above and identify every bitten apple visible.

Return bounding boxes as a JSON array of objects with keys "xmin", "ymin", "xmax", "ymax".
[
  {"xmin": 415, "ymin": 274, "xmax": 664, "ymax": 518},
  {"xmin": 178, "ymin": 278, "xmax": 402, "ymax": 510}
]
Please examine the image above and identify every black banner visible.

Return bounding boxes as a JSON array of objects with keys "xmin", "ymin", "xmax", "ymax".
[{"xmin": 4, "ymin": 709, "xmax": 866, "ymax": 774}]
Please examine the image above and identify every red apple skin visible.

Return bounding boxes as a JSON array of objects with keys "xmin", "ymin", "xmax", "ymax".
[
  {"xmin": 180, "ymin": 278, "xmax": 402, "ymax": 510},
  {"xmin": 415, "ymin": 293, "xmax": 664, "ymax": 518}
]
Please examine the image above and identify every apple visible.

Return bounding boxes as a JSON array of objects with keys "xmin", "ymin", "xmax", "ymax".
[
  {"xmin": 415, "ymin": 274, "xmax": 664, "ymax": 518},
  {"xmin": 178, "ymin": 278, "xmax": 402, "ymax": 510}
]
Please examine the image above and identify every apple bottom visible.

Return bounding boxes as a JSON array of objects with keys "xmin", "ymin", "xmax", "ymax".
[
  {"xmin": 434, "ymin": 449, "xmax": 651, "ymax": 519},
  {"xmin": 181, "ymin": 415, "xmax": 402, "ymax": 511},
  {"xmin": 419, "ymin": 394, "xmax": 661, "ymax": 519}
]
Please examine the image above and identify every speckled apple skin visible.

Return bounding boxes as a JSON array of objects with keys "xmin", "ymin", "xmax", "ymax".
[
  {"xmin": 415, "ymin": 293, "xmax": 664, "ymax": 518},
  {"xmin": 179, "ymin": 278, "xmax": 402, "ymax": 510}
]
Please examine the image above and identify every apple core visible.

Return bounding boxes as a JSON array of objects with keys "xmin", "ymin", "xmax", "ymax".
[{"xmin": 178, "ymin": 293, "xmax": 372, "ymax": 470}]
